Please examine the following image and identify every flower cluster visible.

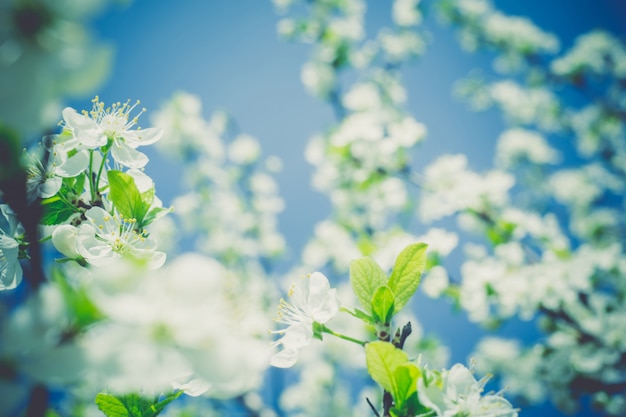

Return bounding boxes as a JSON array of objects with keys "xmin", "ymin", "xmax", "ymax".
[{"xmin": 151, "ymin": 91, "xmax": 286, "ymax": 267}]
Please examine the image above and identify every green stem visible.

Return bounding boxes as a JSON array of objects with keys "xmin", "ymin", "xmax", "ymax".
[
  {"xmin": 96, "ymin": 148, "xmax": 110, "ymax": 202},
  {"xmin": 321, "ymin": 324, "xmax": 367, "ymax": 346},
  {"xmin": 95, "ymin": 148, "xmax": 109, "ymax": 195},
  {"xmin": 88, "ymin": 150, "xmax": 95, "ymax": 201}
]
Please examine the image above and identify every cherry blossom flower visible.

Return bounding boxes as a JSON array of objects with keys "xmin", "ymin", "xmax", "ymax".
[
  {"xmin": 61, "ymin": 96, "xmax": 162, "ymax": 168},
  {"xmin": 0, "ymin": 205, "xmax": 23, "ymax": 291},
  {"xmin": 418, "ymin": 364, "xmax": 518, "ymax": 417},
  {"xmin": 270, "ymin": 272, "xmax": 340, "ymax": 368},
  {"xmin": 75, "ymin": 207, "xmax": 165, "ymax": 268}
]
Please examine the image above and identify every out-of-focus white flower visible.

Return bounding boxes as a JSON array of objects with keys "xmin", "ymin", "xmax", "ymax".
[
  {"xmin": 416, "ymin": 228, "xmax": 458, "ymax": 257},
  {"xmin": 343, "ymin": 83, "xmax": 381, "ymax": 112},
  {"xmin": 0, "ymin": 283, "xmax": 85, "ymax": 412},
  {"xmin": 419, "ymin": 154, "xmax": 514, "ymax": 222},
  {"xmin": 472, "ymin": 338, "xmax": 547, "ymax": 404},
  {"xmin": 62, "ymin": 97, "xmax": 162, "ymax": 168},
  {"xmin": 270, "ymin": 272, "xmax": 340, "ymax": 368},
  {"xmin": 549, "ymin": 164, "xmax": 623, "ymax": 209},
  {"xmin": 551, "ymin": 30, "xmax": 626, "ymax": 78},
  {"xmin": 378, "ymin": 29, "xmax": 425, "ymax": 62},
  {"xmin": 82, "ymin": 254, "xmax": 271, "ymax": 397},
  {"xmin": 489, "ymin": 81, "xmax": 560, "ymax": 130},
  {"xmin": 392, "ymin": 0, "xmax": 422, "ymax": 27},
  {"xmin": 496, "ymin": 128, "xmax": 560, "ymax": 167},
  {"xmin": 0, "ymin": 204, "xmax": 23, "ymax": 290},
  {"xmin": 228, "ymin": 134, "xmax": 261, "ymax": 165},
  {"xmin": 302, "ymin": 220, "xmax": 361, "ymax": 271},
  {"xmin": 387, "ymin": 116, "xmax": 426, "ymax": 147},
  {"xmin": 301, "ymin": 61, "xmax": 336, "ymax": 98},
  {"xmin": 418, "ymin": 364, "xmax": 518, "ymax": 417},
  {"xmin": 421, "ymin": 265, "xmax": 450, "ymax": 298},
  {"xmin": 74, "ymin": 206, "xmax": 165, "ymax": 268},
  {"xmin": 482, "ymin": 12, "xmax": 559, "ymax": 55}
]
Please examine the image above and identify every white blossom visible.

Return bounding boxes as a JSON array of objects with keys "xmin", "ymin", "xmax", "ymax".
[
  {"xmin": 74, "ymin": 206, "xmax": 166, "ymax": 268},
  {"xmin": 418, "ymin": 364, "xmax": 518, "ymax": 417},
  {"xmin": 62, "ymin": 97, "xmax": 162, "ymax": 168},
  {"xmin": 270, "ymin": 272, "xmax": 340, "ymax": 368},
  {"xmin": 0, "ymin": 205, "xmax": 23, "ymax": 291},
  {"xmin": 496, "ymin": 128, "xmax": 559, "ymax": 167}
]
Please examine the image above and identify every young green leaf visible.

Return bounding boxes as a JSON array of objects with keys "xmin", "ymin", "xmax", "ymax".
[
  {"xmin": 365, "ymin": 341, "xmax": 409, "ymax": 400},
  {"xmin": 393, "ymin": 363, "xmax": 421, "ymax": 410},
  {"xmin": 108, "ymin": 170, "xmax": 149, "ymax": 223},
  {"xmin": 140, "ymin": 206, "xmax": 171, "ymax": 229},
  {"xmin": 40, "ymin": 196, "xmax": 76, "ymax": 225},
  {"xmin": 388, "ymin": 243, "xmax": 428, "ymax": 313},
  {"xmin": 371, "ymin": 285, "xmax": 395, "ymax": 325},
  {"xmin": 146, "ymin": 391, "xmax": 183, "ymax": 417},
  {"xmin": 342, "ymin": 306, "xmax": 375, "ymax": 325},
  {"xmin": 52, "ymin": 267, "xmax": 103, "ymax": 329},
  {"xmin": 95, "ymin": 393, "xmax": 130, "ymax": 417},
  {"xmin": 350, "ymin": 257, "xmax": 388, "ymax": 313}
]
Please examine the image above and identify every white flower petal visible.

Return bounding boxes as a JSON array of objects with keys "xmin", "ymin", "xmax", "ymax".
[
  {"xmin": 125, "ymin": 127, "xmax": 163, "ymax": 147},
  {"xmin": 51, "ymin": 225, "xmax": 81, "ymax": 258},
  {"xmin": 56, "ymin": 150, "xmax": 89, "ymax": 177},
  {"xmin": 111, "ymin": 140, "xmax": 149, "ymax": 168},
  {"xmin": 269, "ymin": 348, "xmax": 300, "ymax": 368},
  {"xmin": 0, "ymin": 235, "xmax": 22, "ymax": 290},
  {"xmin": 40, "ymin": 177, "xmax": 62, "ymax": 198}
]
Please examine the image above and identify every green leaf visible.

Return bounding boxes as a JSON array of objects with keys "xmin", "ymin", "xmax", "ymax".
[
  {"xmin": 121, "ymin": 394, "xmax": 144, "ymax": 417},
  {"xmin": 371, "ymin": 285, "xmax": 395, "ymax": 325},
  {"xmin": 146, "ymin": 391, "xmax": 183, "ymax": 417},
  {"xmin": 140, "ymin": 206, "xmax": 171, "ymax": 229},
  {"xmin": 393, "ymin": 364, "xmax": 421, "ymax": 410},
  {"xmin": 95, "ymin": 393, "xmax": 130, "ymax": 417},
  {"xmin": 40, "ymin": 196, "xmax": 76, "ymax": 225},
  {"xmin": 52, "ymin": 267, "xmax": 103, "ymax": 329},
  {"xmin": 350, "ymin": 257, "xmax": 388, "ymax": 313},
  {"xmin": 365, "ymin": 341, "xmax": 409, "ymax": 400},
  {"xmin": 95, "ymin": 391, "xmax": 182, "ymax": 417},
  {"xmin": 387, "ymin": 243, "xmax": 428, "ymax": 313},
  {"xmin": 108, "ymin": 170, "xmax": 149, "ymax": 223},
  {"xmin": 140, "ymin": 187, "xmax": 155, "ymax": 206},
  {"xmin": 342, "ymin": 306, "xmax": 375, "ymax": 325}
]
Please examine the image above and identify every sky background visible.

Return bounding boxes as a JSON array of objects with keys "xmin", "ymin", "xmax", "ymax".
[{"xmin": 68, "ymin": 2, "xmax": 626, "ymax": 415}]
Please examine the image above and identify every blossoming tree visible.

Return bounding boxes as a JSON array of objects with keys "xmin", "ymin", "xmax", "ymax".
[{"xmin": 0, "ymin": 0, "xmax": 624, "ymax": 417}]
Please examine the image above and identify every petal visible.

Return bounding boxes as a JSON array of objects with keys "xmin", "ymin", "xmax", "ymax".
[
  {"xmin": 270, "ymin": 348, "xmax": 300, "ymax": 368},
  {"xmin": 62, "ymin": 107, "xmax": 95, "ymax": 131},
  {"xmin": 126, "ymin": 169, "xmax": 154, "ymax": 193},
  {"xmin": 84, "ymin": 207, "xmax": 111, "ymax": 230},
  {"xmin": 40, "ymin": 177, "xmax": 62, "ymax": 198},
  {"xmin": 131, "ymin": 248, "xmax": 166, "ymax": 270},
  {"xmin": 111, "ymin": 140, "xmax": 149, "ymax": 168},
  {"xmin": 417, "ymin": 376, "xmax": 445, "ymax": 416},
  {"xmin": 51, "ymin": 225, "xmax": 81, "ymax": 258},
  {"xmin": 446, "ymin": 364, "xmax": 477, "ymax": 395},
  {"xmin": 62, "ymin": 108, "xmax": 106, "ymax": 148},
  {"xmin": 0, "ymin": 236, "xmax": 22, "ymax": 290},
  {"xmin": 56, "ymin": 150, "xmax": 89, "ymax": 177},
  {"xmin": 280, "ymin": 323, "xmax": 313, "ymax": 350},
  {"xmin": 312, "ymin": 288, "xmax": 340, "ymax": 323},
  {"xmin": 307, "ymin": 271, "xmax": 332, "ymax": 304},
  {"xmin": 124, "ymin": 127, "xmax": 162, "ymax": 147},
  {"xmin": 76, "ymin": 224, "xmax": 116, "ymax": 266},
  {"xmin": 171, "ymin": 375, "xmax": 211, "ymax": 397}
]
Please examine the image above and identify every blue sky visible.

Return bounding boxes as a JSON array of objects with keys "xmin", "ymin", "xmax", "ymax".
[{"xmin": 76, "ymin": 2, "xmax": 625, "ymax": 415}]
